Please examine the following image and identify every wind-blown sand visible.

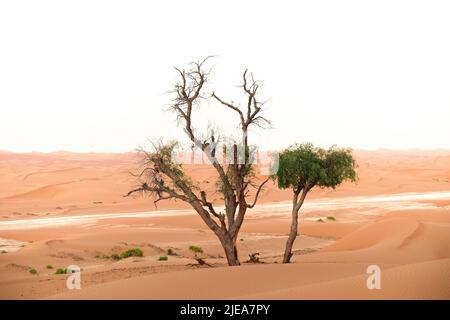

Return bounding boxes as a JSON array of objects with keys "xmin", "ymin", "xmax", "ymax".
[{"xmin": 0, "ymin": 150, "xmax": 449, "ymax": 299}]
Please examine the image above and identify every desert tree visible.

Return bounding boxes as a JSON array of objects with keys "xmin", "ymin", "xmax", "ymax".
[
  {"xmin": 126, "ymin": 57, "xmax": 271, "ymax": 266},
  {"xmin": 274, "ymin": 143, "xmax": 357, "ymax": 263}
]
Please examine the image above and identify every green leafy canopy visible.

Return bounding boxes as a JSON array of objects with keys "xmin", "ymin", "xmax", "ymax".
[{"xmin": 273, "ymin": 143, "xmax": 357, "ymax": 191}]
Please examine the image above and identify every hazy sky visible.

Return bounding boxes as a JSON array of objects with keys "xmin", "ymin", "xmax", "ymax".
[{"xmin": 1, "ymin": 0, "xmax": 449, "ymax": 152}]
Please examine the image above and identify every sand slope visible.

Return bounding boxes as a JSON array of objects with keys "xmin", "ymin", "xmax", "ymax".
[
  {"xmin": 0, "ymin": 150, "xmax": 449, "ymax": 299},
  {"xmin": 47, "ymin": 212, "xmax": 450, "ymax": 300}
]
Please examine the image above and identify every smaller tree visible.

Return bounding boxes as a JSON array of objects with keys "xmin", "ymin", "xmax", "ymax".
[{"xmin": 274, "ymin": 143, "xmax": 357, "ymax": 263}]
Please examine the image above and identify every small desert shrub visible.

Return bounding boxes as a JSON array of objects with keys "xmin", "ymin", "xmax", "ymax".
[
  {"xmin": 158, "ymin": 256, "xmax": 168, "ymax": 261},
  {"xmin": 240, "ymin": 238, "xmax": 244, "ymax": 242},
  {"xmin": 317, "ymin": 218, "xmax": 324, "ymax": 222},
  {"xmin": 189, "ymin": 245, "xmax": 203, "ymax": 254},
  {"xmin": 46, "ymin": 265, "xmax": 53, "ymax": 269},
  {"xmin": 110, "ymin": 248, "xmax": 144, "ymax": 261},
  {"xmin": 120, "ymin": 248, "xmax": 144, "ymax": 259},
  {"xmin": 326, "ymin": 216, "xmax": 336, "ymax": 221},
  {"xmin": 111, "ymin": 253, "xmax": 121, "ymax": 261},
  {"xmin": 29, "ymin": 268, "xmax": 37, "ymax": 275},
  {"xmin": 167, "ymin": 248, "xmax": 175, "ymax": 256},
  {"xmin": 55, "ymin": 268, "xmax": 68, "ymax": 274},
  {"xmin": 1, "ymin": 250, "xmax": 7, "ymax": 254}
]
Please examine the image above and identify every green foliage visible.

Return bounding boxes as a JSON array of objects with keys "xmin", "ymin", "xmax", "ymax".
[
  {"xmin": 55, "ymin": 268, "xmax": 67, "ymax": 274},
  {"xmin": 189, "ymin": 245, "xmax": 203, "ymax": 254},
  {"xmin": 120, "ymin": 248, "xmax": 144, "ymax": 259},
  {"xmin": 167, "ymin": 248, "xmax": 175, "ymax": 255},
  {"xmin": 46, "ymin": 264, "xmax": 53, "ymax": 269},
  {"xmin": 323, "ymin": 146, "xmax": 357, "ymax": 188},
  {"xmin": 110, "ymin": 248, "xmax": 144, "ymax": 261},
  {"xmin": 274, "ymin": 143, "xmax": 356, "ymax": 191},
  {"xmin": 158, "ymin": 256, "xmax": 168, "ymax": 261},
  {"xmin": 326, "ymin": 216, "xmax": 336, "ymax": 221},
  {"xmin": 138, "ymin": 141, "xmax": 199, "ymax": 197},
  {"xmin": 29, "ymin": 268, "xmax": 37, "ymax": 275}
]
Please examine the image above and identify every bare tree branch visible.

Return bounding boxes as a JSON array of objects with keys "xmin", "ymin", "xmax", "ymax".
[{"xmin": 247, "ymin": 177, "xmax": 270, "ymax": 209}]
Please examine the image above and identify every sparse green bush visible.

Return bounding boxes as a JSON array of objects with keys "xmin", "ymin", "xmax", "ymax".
[
  {"xmin": 120, "ymin": 248, "xmax": 144, "ymax": 259},
  {"xmin": 167, "ymin": 248, "xmax": 175, "ymax": 256},
  {"xmin": 189, "ymin": 245, "xmax": 203, "ymax": 254},
  {"xmin": 110, "ymin": 248, "xmax": 144, "ymax": 261},
  {"xmin": 158, "ymin": 256, "xmax": 168, "ymax": 261},
  {"xmin": 326, "ymin": 216, "xmax": 336, "ymax": 221},
  {"xmin": 1, "ymin": 250, "xmax": 7, "ymax": 254},
  {"xmin": 317, "ymin": 218, "xmax": 324, "ymax": 222},
  {"xmin": 46, "ymin": 265, "xmax": 53, "ymax": 269},
  {"xmin": 29, "ymin": 268, "xmax": 37, "ymax": 274},
  {"xmin": 240, "ymin": 238, "xmax": 244, "ymax": 242},
  {"xmin": 55, "ymin": 268, "xmax": 68, "ymax": 274}
]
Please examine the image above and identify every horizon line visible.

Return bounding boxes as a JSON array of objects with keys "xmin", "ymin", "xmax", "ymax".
[{"xmin": 2, "ymin": 147, "xmax": 450, "ymax": 155}]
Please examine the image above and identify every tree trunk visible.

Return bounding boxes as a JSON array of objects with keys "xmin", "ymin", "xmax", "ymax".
[
  {"xmin": 283, "ymin": 206, "xmax": 299, "ymax": 263},
  {"xmin": 221, "ymin": 234, "xmax": 240, "ymax": 266},
  {"xmin": 283, "ymin": 189, "xmax": 308, "ymax": 263},
  {"xmin": 191, "ymin": 201, "xmax": 241, "ymax": 266}
]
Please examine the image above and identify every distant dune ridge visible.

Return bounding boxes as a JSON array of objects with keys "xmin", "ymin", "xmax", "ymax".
[
  {"xmin": 0, "ymin": 150, "xmax": 449, "ymax": 299},
  {"xmin": 1, "ymin": 149, "xmax": 449, "ymax": 217}
]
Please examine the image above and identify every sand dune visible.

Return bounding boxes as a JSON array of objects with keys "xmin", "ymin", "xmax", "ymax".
[
  {"xmin": 49, "ymin": 259, "xmax": 450, "ymax": 300},
  {"xmin": 1, "ymin": 149, "xmax": 449, "ymax": 217},
  {"xmin": 0, "ymin": 150, "xmax": 449, "ymax": 299},
  {"xmin": 45, "ymin": 212, "xmax": 450, "ymax": 300},
  {"xmin": 240, "ymin": 259, "xmax": 450, "ymax": 300}
]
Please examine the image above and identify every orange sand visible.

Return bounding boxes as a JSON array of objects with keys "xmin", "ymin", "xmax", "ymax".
[{"xmin": 0, "ymin": 150, "xmax": 449, "ymax": 299}]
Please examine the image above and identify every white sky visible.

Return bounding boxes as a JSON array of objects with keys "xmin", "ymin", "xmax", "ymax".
[{"xmin": 1, "ymin": 0, "xmax": 449, "ymax": 152}]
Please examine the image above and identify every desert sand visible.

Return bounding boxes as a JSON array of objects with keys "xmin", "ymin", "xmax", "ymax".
[{"xmin": 0, "ymin": 149, "xmax": 449, "ymax": 299}]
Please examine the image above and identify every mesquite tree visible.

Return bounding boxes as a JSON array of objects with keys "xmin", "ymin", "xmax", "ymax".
[
  {"xmin": 126, "ymin": 57, "xmax": 270, "ymax": 266},
  {"xmin": 274, "ymin": 143, "xmax": 357, "ymax": 263}
]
